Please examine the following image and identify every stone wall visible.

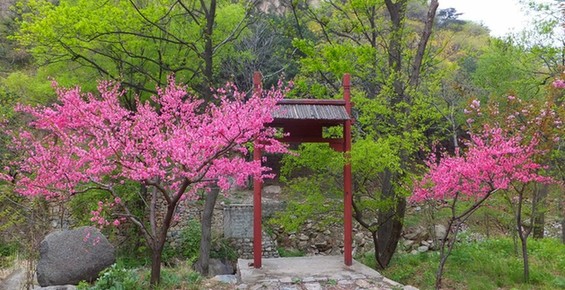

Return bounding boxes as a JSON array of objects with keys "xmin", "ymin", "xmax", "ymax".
[
  {"xmin": 228, "ymin": 233, "xmax": 280, "ymax": 259},
  {"xmin": 272, "ymin": 220, "xmax": 375, "ymax": 257},
  {"xmin": 222, "ymin": 203, "xmax": 284, "ymax": 259},
  {"xmin": 223, "ymin": 205, "xmax": 253, "ymax": 239}
]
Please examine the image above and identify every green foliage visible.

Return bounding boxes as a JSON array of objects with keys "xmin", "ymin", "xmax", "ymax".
[
  {"xmin": 178, "ymin": 219, "xmax": 202, "ymax": 263},
  {"xmin": 83, "ymin": 263, "xmax": 142, "ymax": 290},
  {"xmin": 379, "ymin": 238, "xmax": 565, "ymax": 290},
  {"xmin": 472, "ymin": 38, "xmax": 546, "ymax": 100},
  {"xmin": 14, "ymin": 0, "xmax": 249, "ymax": 98},
  {"xmin": 79, "ymin": 260, "xmax": 203, "ymax": 290},
  {"xmin": 164, "ymin": 219, "xmax": 236, "ymax": 263},
  {"xmin": 271, "ymin": 144, "xmax": 343, "ymax": 232},
  {"xmin": 210, "ymin": 237, "xmax": 237, "ymax": 261},
  {"xmin": 277, "ymin": 247, "xmax": 304, "ymax": 257},
  {"xmin": 68, "ymin": 181, "xmax": 149, "ymax": 259},
  {"xmin": 0, "ymin": 241, "xmax": 17, "ymax": 269},
  {"xmin": 0, "ymin": 241, "xmax": 17, "ymax": 257},
  {"xmin": 272, "ymin": 134, "xmax": 422, "ymax": 233}
]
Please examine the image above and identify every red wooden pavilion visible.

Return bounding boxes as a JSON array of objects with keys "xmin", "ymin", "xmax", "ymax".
[{"xmin": 252, "ymin": 72, "xmax": 353, "ymax": 268}]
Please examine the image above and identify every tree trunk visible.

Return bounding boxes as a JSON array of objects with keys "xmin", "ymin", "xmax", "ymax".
[
  {"xmin": 148, "ymin": 182, "xmax": 179, "ymax": 286},
  {"xmin": 376, "ymin": 198, "xmax": 406, "ymax": 268},
  {"xmin": 562, "ymin": 215, "xmax": 565, "ymax": 244},
  {"xmin": 201, "ymin": 0, "xmax": 217, "ymax": 101},
  {"xmin": 519, "ymin": 233, "xmax": 530, "ymax": 283},
  {"xmin": 559, "ymin": 193, "xmax": 565, "ymax": 245},
  {"xmin": 150, "ymin": 245, "xmax": 164, "ymax": 286},
  {"xmin": 195, "ymin": 187, "xmax": 220, "ymax": 276},
  {"xmin": 435, "ymin": 241, "xmax": 449, "ymax": 290},
  {"xmin": 515, "ymin": 189, "xmax": 530, "ymax": 283},
  {"xmin": 532, "ymin": 184, "xmax": 549, "ymax": 239},
  {"xmin": 375, "ymin": 170, "xmax": 406, "ymax": 269},
  {"xmin": 435, "ymin": 217, "xmax": 455, "ymax": 290}
]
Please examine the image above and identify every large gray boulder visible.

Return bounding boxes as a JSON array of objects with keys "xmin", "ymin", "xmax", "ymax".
[{"xmin": 37, "ymin": 226, "xmax": 115, "ymax": 286}]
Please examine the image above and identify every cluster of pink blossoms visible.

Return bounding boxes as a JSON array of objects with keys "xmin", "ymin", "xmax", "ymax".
[
  {"xmin": 1, "ymin": 76, "xmax": 289, "ymax": 228},
  {"xmin": 412, "ymin": 126, "xmax": 551, "ymax": 202}
]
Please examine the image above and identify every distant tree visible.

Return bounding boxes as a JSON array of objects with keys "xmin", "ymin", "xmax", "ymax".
[
  {"xmin": 1, "ymin": 77, "xmax": 288, "ymax": 285},
  {"xmin": 436, "ymin": 7, "xmax": 464, "ymax": 28}
]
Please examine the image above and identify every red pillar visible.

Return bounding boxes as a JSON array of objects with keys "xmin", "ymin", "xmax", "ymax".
[
  {"xmin": 343, "ymin": 73, "xmax": 353, "ymax": 266},
  {"xmin": 252, "ymin": 72, "xmax": 263, "ymax": 268},
  {"xmin": 253, "ymin": 143, "xmax": 262, "ymax": 268}
]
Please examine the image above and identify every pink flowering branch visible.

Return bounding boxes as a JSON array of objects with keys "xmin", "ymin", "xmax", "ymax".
[
  {"xmin": 1, "ymin": 76, "xmax": 289, "ymax": 285},
  {"xmin": 412, "ymin": 125, "xmax": 552, "ymax": 289}
]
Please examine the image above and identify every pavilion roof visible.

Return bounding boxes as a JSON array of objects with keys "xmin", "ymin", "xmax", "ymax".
[{"xmin": 273, "ymin": 99, "xmax": 350, "ymax": 121}]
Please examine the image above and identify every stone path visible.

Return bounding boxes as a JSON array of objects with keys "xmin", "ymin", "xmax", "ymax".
[
  {"xmin": 0, "ymin": 268, "xmax": 24, "ymax": 290},
  {"xmin": 233, "ymin": 275, "xmax": 415, "ymax": 290},
  {"xmin": 235, "ymin": 256, "xmax": 417, "ymax": 290}
]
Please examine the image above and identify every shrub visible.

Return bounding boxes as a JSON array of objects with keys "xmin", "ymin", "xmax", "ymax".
[
  {"xmin": 80, "ymin": 264, "xmax": 144, "ymax": 290},
  {"xmin": 179, "ymin": 219, "xmax": 202, "ymax": 263}
]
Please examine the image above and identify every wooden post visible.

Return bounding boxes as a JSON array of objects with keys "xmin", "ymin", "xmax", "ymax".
[
  {"xmin": 253, "ymin": 72, "xmax": 263, "ymax": 268},
  {"xmin": 343, "ymin": 73, "xmax": 353, "ymax": 266}
]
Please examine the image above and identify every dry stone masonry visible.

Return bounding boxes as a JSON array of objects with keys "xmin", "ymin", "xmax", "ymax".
[{"xmin": 223, "ymin": 204, "xmax": 282, "ymax": 259}]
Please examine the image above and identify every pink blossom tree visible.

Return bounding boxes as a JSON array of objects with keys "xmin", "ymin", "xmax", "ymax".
[
  {"xmin": 413, "ymin": 126, "xmax": 552, "ymax": 289},
  {"xmin": 1, "ymin": 77, "xmax": 288, "ymax": 285}
]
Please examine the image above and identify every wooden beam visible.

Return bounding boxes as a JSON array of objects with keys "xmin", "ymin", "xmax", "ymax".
[
  {"xmin": 276, "ymin": 137, "xmax": 342, "ymax": 144},
  {"xmin": 277, "ymin": 99, "xmax": 346, "ymax": 105}
]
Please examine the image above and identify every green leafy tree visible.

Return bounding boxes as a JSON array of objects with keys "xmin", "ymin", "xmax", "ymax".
[
  {"xmin": 15, "ymin": 0, "xmax": 252, "ymax": 102},
  {"xmin": 276, "ymin": 0, "xmax": 443, "ymax": 269}
]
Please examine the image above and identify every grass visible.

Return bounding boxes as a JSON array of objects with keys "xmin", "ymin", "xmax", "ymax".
[
  {"xmin": 278, "ymin": 247, "xmax": 305, "ymax": 257},
  {"xmin": 0, "ymin": 243, "xmax": 17, "ymax": 270},
  {"xmin": 360, "ymin": 237, "xmax": 565, "ymax": 290},
  {"xmin": 78, "ymin": 259, "xmax": 206, "ymax": 290}
]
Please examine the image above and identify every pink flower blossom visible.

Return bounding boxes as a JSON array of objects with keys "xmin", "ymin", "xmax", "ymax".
[
  {"xmin": 552, "ymin": 79, "xmax": 565, "ymax": 89},
  {"xmin": 412, "ymin": 126, "xmax": 552, "ymax": 203},
  {"xmin": 4, "ymin": 76, "xmax": 289, "ymax": 230},
  {"xmin": 470, "ymin": 99, "xmax": 480, "ymax": 109}
]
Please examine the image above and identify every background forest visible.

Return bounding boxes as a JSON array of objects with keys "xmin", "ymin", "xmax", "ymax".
[{"xmin": 0, "ymin": 0, "xmax": 564, "ymax": 289}]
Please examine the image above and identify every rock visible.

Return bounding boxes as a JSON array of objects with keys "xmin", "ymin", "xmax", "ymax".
[
  {"xmin": 34, "ymin": 286, "xmax": 77, "ymax": 290},
  {"xmin": 280, "ymin": 286, "xmax": 300, "ymax": 290},
  {"xmin": 298, "ymin": 234, "xmax": 309, "ymax": 241},
  {"xmin": 262, "ymin": 185, "xmax": 282, "ymax": 195},
  {"xmin": 304, "ymin": 282, "xmax": 323, "ymax": 290},
  {"xmin": 434, "ymin": 224, "xmax": 447, "ymax": 240},
  {"xmin": 354, "ymin": 232, "xmax": 366, "ymax": 247},
  {"xmin": 403, "ymin": 226, "xmax": 429, "ymax": 242},
  {"xmin": 355, "ymin": 279, "xmax": 372, "ymax": 288},
  {"xmin": 209, "ymin": 258, "xmax": 235, "ymax": 276},
  {"xmin": 402, "ymin": 239, "xmax": 415, "ymax": 249},
  {"xmin": 278, "ymin": 277, "xmax": 292, "ymax": 283},
  {"xmin": 417, "ymin": 246, "xmax": 429, "ymax": 253},
  {"xmin": 212, "ymin": 274, "xmax": 238, "ymax": 284},
  {"xmin": 37, "ymin": 226, "xmax": 115, "ymax": 287},
  {"xmin": 404, "ymin": 285, "xmax": 419, "ymax": 290}
]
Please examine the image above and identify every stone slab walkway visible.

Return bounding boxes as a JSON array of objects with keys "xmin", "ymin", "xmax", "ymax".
[{"xmin": 236, "ymin": 256, "xmax": 417, "ymax": 290}]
